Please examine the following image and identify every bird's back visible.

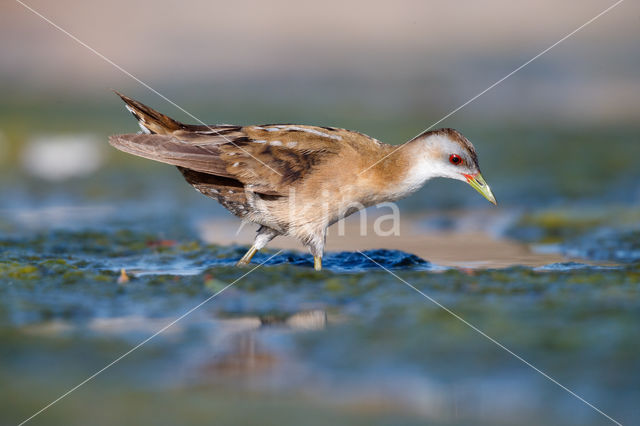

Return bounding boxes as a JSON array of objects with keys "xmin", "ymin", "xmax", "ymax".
[{"xmin": 109, "ymin": 93, "xmax": 392, "ymax": 222}]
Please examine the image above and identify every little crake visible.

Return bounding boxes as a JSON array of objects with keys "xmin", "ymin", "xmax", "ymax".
[{"xmin": 110, "ymin": 92, "xmax": 496, "ymax": 270}]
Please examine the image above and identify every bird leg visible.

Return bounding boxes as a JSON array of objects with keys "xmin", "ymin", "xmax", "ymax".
[
  {"xmin": 236, "ymin": 226, "xmax": 279, "ymax": 266},
  {"xmin": 237, "ymin": 246, "xmax": 258, "ymax": 265},
  {"xmin": 307, "ymin": 229, "xmax": 326, "ymax": 271}
]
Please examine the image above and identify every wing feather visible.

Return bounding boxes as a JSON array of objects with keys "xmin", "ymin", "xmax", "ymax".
[
  {"xmin": 109, "ymin": 133, "xmax": 230, "ymax": 177},
  {"xmin": 109, "ymin": 124, "xmax": 373, "ymax": 196}
]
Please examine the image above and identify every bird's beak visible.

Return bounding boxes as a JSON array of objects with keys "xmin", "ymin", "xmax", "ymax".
[{"xmin": 463, "ymin": 173, "xmax": 497, "ymax": 205}]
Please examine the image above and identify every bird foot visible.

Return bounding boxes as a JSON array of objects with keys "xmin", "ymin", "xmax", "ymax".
[{"xmin": 314, "ymin": 256, "xmax": 322, "ymax": 271}]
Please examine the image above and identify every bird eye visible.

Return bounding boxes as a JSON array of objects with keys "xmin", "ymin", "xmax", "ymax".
[{"xmin": 449, "ymin": 154, "xmax": 463, "ymax": 165}]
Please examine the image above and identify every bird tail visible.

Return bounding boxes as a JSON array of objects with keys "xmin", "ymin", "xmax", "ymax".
[{"xmin": 114, "ymin": 91, "xmax": 184, "ymax": 135}]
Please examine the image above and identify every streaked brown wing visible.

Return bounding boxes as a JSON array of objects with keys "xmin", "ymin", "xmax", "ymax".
[
  {"xmin": 110, "ymin": 124, "xmax": 349, "ymax": 196},
  {"xmin": 109, "ymin": 133, "xmax": 231, "ymax": 177}
]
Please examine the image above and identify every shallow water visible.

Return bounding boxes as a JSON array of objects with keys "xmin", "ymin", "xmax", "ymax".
[{"xmin": 1, "ymin": 219, "xmax": 639, "ymax": 425}]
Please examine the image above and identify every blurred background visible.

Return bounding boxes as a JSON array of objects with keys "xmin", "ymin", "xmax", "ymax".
[
  {"xmin": 1, "ymin": 1, "xmax": 640, "ymax": 425},
  {"xmin": 2, "ymin": 0, "xmax": 640, "ymax": 209}
]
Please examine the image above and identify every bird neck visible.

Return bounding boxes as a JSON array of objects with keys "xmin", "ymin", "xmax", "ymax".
[{"xmin": 370, "ymin": 139, "xmax": 437, "ymax": 201}]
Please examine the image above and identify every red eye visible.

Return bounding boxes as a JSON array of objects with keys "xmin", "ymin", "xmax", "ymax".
[{"xmin": 449, "ymin": 154, "xmax": 463, "ymax": 165}]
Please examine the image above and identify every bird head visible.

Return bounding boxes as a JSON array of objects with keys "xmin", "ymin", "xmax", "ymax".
[{"xmin": 414, "ymin": 128, "xmax": 496, "ymax": 205}]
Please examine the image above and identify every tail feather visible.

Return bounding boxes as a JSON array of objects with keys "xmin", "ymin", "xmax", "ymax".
[{"xmin": 114, "ymin": 91, "xmax": 184, "ymax": 135}]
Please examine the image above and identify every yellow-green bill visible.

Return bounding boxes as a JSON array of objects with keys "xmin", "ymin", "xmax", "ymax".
[{"xmin": 465, "ymin": 173, "xmax": 497, "ymax": 205}]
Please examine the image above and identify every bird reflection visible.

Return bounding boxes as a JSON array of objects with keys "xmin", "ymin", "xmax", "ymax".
[{"xmin": 200, "ymin": 310, "xmax": 326, "ymax": 377}]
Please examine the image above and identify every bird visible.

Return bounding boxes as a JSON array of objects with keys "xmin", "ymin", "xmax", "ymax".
[{"xmin": 109, "ymin": 92, "xmax": 496, "ymax": 271}]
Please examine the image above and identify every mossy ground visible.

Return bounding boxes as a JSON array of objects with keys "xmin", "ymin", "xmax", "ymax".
[{"xmin": 1, "ymin": 225, "xmax": 639, "ymax": 425}]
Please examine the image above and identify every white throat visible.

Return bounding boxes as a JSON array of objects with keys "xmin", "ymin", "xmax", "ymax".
[
  {"xmin": 390, "ymin": 135, "xmax": 463, "ymax": 200},
  {"xmin": 395, "ymin": 156, "xmax": 447, "ymax": 197}
]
